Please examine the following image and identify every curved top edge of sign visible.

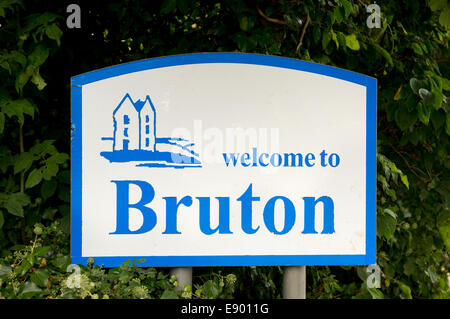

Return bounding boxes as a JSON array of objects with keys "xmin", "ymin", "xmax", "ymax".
[{"xmin": 71, "ymin": 52, "xmax": 377, "ymax": 88}]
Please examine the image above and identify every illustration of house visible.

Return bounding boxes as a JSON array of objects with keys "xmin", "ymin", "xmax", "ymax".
[
  {"xmin": 112, "ymin": 93, "xmax": 156, "ymax": 151},
  {"xmin": 101, "ymin": 93, "xmax": 201, "ymax": 168}
]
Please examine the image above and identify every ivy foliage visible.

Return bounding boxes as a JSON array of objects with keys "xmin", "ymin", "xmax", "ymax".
[{"xmin": 0, "ymin": 0, "xmax": 449, "ymax": 299}]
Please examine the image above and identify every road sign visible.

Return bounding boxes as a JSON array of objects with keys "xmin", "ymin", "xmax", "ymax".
[{"xmin": 71, "ymin": 53, "xmax": 376, "ymax": 267}]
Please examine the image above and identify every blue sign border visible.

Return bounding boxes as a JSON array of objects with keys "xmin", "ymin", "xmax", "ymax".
[{"xmin": 71, "ymin": 53, "xmax": 377, "ymax": 267}]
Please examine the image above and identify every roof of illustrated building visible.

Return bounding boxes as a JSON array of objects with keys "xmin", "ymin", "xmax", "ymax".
[{"xmin": 113, "ymin": 93, "xmax": 156, "ymax": 115}]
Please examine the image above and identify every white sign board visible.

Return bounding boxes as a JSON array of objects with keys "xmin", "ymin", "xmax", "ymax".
[{"xmin": 71, "ymin": 53, "xmax": 376, "ymax": 266}]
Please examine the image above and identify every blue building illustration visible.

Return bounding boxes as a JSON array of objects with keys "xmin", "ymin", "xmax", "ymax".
[
  {"xmin": 113, "ymin": 93, "xmax": 156, "ymax": 152},
  {"xmin": 101, "ymin": 93, "xmax": 201, "ymax": 168}
]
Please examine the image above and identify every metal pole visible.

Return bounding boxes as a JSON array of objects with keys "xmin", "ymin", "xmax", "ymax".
[
  {"xmin": 283, "ymin": 266, "xmax": 306, "ymax": 299},
  {"xmin": 170, "ymin": 267, "xmax": 192, "ymax": 293}
]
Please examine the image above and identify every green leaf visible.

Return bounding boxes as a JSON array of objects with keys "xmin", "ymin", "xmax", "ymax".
[
  {"xmin": 30, "ymin": 269, "xmax": 50, "ymax": 288},
  {"xmin": 10, "ymin": 192, "xmax": 30, "ymax": 206},
  {"xmin": 373, "ymin": 44, "xmax": 393, "ymax": 67},
  {"xmin": 202, "ymin": 280, "xmax": 221, "ymax": 298},
  {"xmin": 42, "ymin": 162, "xmax": 58, "ymax": 180},
  {"xmin": 33, "ymin": 246, "xmax": 51, "ymax": 257},
  {"xmin": 160, "ymin": 289, "xmax": 179, "ymax": 299},
  {"xmin": 30, "ymin": 140, "xmax": 56, "ymax": 157},
  {"xmin": 31, "ymin": 69, "xmax": 47, "ymax": 90},
  {"xmin": 14, "ymin": 152, "xmax": 35, "ymax": 174},
  {"xmin": 400, "ymin": 174, "xmax": 409, "ymax": 189},
  {"xmin": 411, "ymin": 43, "xmax": 423, "ymax": 55},
  {"xmin": 420, "ymin": 87, "xmax": 443, "ymax": 110},
  {"xmin": 45, "ymin": 24, "xmax": 63, "ymax": 46},
  {"xmin": 61, "ymin": 214, "xmax": 70, "ymax": 234},
  {"xmin": 398, "ymin": 282, "xmax": 412, "ymax": 299},
  {"xmin": 330, "ymin": 29, "xmax": 339, "ymax": 49},
  {"xmin": 5, "ymin": 199, "xmax": 24, "ymax": 217},
  {"xmin": 439, "ymin": 7, "xmax": 450, "ymax": 27},
  {"xmin": 2, "ymin": 100, "xmax": 23, "ymax": 125},
  {"xmin": 5, "ymin": 192, "xmax": 30, "ymax": 217},
  {"xmin": 404, "ymin": 258, "xmax": 418, "ymax": 276},
  {"xmin": 333, "ymin": 6, "xmax": 343, "ymax": 24},
  {"xmin": 395, "ymin": 107, "xmax": 417, "ymax": 131},
  {"xmin": 336, "ymin": 32, "xmax": 347, "ymax": 49},
  {"xmin": 25, "ymin": 168, "xmax": 43, "ymax": 189},
  {"xmin": 0, "ymin": 112, "xmax": 4, "ymax": 134},
  {"xmin": 0, "ymin": 210, "xmax": 4, "ymax": 229},
  {"xmin": 356, "ymin": 266, "xmax": 369, "ymax": 281},
  {"xmin": 15, "ymin": 258, "xmax": 32, "ymax": 276},
  {"xmin": 6, "ymin": 51, "xmax": 27, "ymax": 68},
  {"xmin": 51, "ymin": 255, "xmax": 70, "ymax": 271},
  {"xmin": 429, "ymin": 0, "xmax": 447, "ymax": 11},
  {"xmin": 19, "ymin": 99, "xmax": 35, "ymax": 118},
  {"xmin": 442, "ymin": 77, "xmax": 450, "ymax": 91},
  {"xmin": 368, "ymin": 287, "xmax": 384, "ymax": 299},
  {"xmin": 58, "ymin": 185, "xmax": 70, "ymax": 203},
  {"xmin": 406, "ymin": 94, "xmax": 417, "ymax": 112},
  {"xmin": 40, "ymin": 179, "xmax": 57, "ymax": 201},
  {"xmin": 426, "ymin": 267, "xmax": 440, "ymax": 284},
  {"xmin": 341, "ymin": 0, "xmax": 353, "ymax": 18},
  {"xmin": 431, "ymin": 88, "xmax": 444, "ymax": 110},
  {"xmin": 393, "ymin": 85, "xmax": 403, "ymax": 101},
  {"xmin": 28, "ymin": 45, "xmax": 49, "ymax": 66},
  {"xmin": 0, "ymin": 61, "xmax": 10, "ymax": 73},
  {"xmin": 377, "ymin": 211, "xmax": 396, "ymax": 240},
  {"xmin": 42, "ymin": 208, "xmax": 57, "ymax": 219},
  {"xmin": 15, "ymin": 65, "xmax": 35, "ymax": 93},
  {"xmin": 419, "ymin": 88, "xmax": 432, "ymax": 102},
  {"xmin": 20, "ymin": 281, "xmax": 42, "ymax": 298},
  {"xmin": 428, "ymin": 73, "xmax": 443, "ymax": 91},
  {"xmin": 430, "ymin": 110, "xmax": 445, "ymax": 130},
  {"xmin": 409, "ymin": 78, "xmax": 424, "ymax": 95},
  {"xmin": 20, "ymin": 12, "xmax": 58, "ymax": 35},
  {"xmin": 47, "ymin": 152, "xmax": 69, "ymax": 165},
  {"xmin": 383, "ymin": 208, "xmax": 397, "ymax": 219},
  {"xmin": 0, "ymin": 262, "xmax": 12, "ymax": 278},
  {"xmin": 2, "ymin": 98, "xmax": 35, "ymax": 125},
  {"xmin": 417, "ymin": 102, "xmax": 431, "ymax": 125},
  {"xmin": 438, "ymin": 217, "xmax": 450, "ymax": 250}
]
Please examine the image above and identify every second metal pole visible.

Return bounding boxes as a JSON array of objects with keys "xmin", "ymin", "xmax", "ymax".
[
  {"xmin": 283, "ymin": 266, "xmax": 306, "ymax": 299},
  {"xmin": 170, "ymin": 267, "xmax": 193, "ymax": 293}
]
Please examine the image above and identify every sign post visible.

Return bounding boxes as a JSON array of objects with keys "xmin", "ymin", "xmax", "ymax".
[
  {"xmin": 170, "ymin": 267, "xmax": 192, "ymax": 293},
  {"xmin": 283, "ymin": 266, "xmax": 306, "ymax": 299},
  {"xmin": 71, "ymin": 53, "xmax": 377, "ymax": 296}
]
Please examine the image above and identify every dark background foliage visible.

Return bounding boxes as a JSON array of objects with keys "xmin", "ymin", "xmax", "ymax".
[{"xmin": 0, "ymin": 0, "xmax": 448, "ymax": 299}]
